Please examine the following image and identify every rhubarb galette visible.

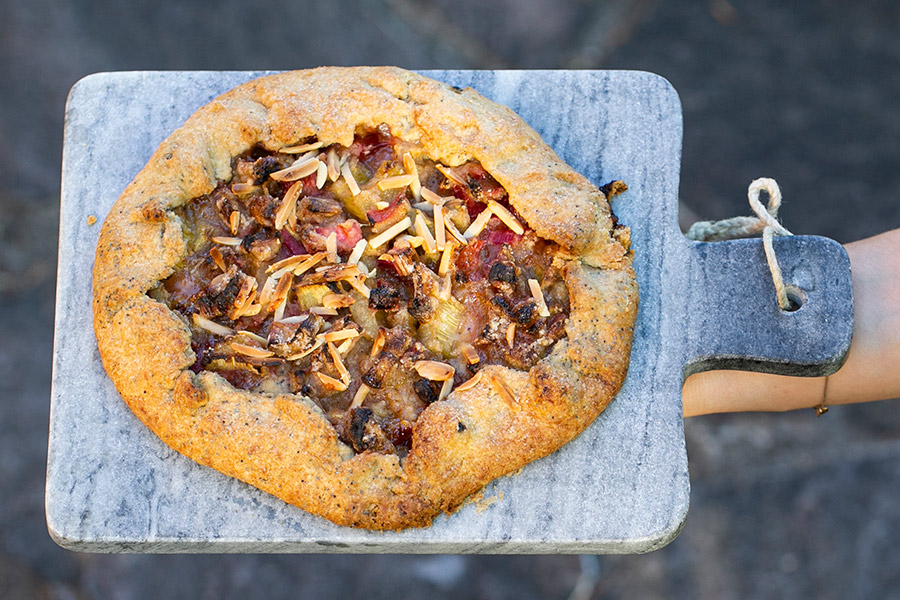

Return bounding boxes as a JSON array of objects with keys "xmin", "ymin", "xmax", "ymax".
[{"xmin": 92, "ymin": 67, "xmax": 637, "ymax": 530}]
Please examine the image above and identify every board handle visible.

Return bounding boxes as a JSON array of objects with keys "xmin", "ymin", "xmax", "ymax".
[{"xmin": 683, "ymin": 235, "xmax": 853, "ymax": 378}]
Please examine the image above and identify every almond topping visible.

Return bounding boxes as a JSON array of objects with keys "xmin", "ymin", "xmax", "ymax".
[
  {"xmin": 403, "ymin": 152, "xmax": 421, "ymax": 200},
  {"xmin": 322, "ymin": 293, "xmax": 355, "ymax": 309},
  {"xmin": 398, "ymin": 234, "xmax": 425, "ymax": 249},
  {"xmin": 374, "ymin": 201, "xmax": 391, "ymax": 210},
  {"xmin": 315, "ymin": 160, "xmax": 328, "ymax": 189},
  {"xmin": 269, "ymin": 271, "xmax": 293, "ymax": 311},
  {"xmin": 420, "ymin": 187, "xmax": 445, "ymax": 205},
  {"xmin": 350, "ymin": 383, "xmax": 370, "ymax": 408},
  {"xmin": 347, "ymin": 239, "xmax": 367, "ymax": 265},
  {"xmin": 292, "ymin": 252, "xmax": 329, "ymax": 277},
  {"xmin": 328, "ymin": 342, "xmax": 351, "ymax": 384},
  {"xmin": 368, "ymin": 216, "xmax": 412, "ymax": 250},
  {"xmin": 506, "ymin": 322, "xmax": 516, "ymax": 348},
  {"xmin": 325, "ymin": 231, "xmax": 338, "ymax": 263},
  {"xmin": 280, "ymin": 141, "xmax": 324, "ymax": 154},
  {"xmin": 434, "ymin": 203, "xmax": 447, "ymax": 250},
  {"xmin": 266, "ymin": 254, "xmax": 306, "ymax": 275},
  {"xmin": 326, "ymin": 147, "xmax": 340, "ymax": 182},
  {"xmin": 412, "ymin": 201, "xmax": 434, "ymax": 214},
  {"xmin": 443, "ymin": 217, "xmax": 468, "ymax": 246},
  {"xmin": 378, "ymin": 173, "xmax": 416, "ymax": 190},
  {"xmin": 211, "ymin": 236, "xmax": 242, "ymax": 246},
  {"xmin": 345, "ymin": 275, "xmax": 372, "ymax": 299},
  {"xmin": 230, "ymin": 182, "xmax": 257, "ymax": 194},
  {"xmin": 439, "ymin": 377, "xmax": 454, "ymax": 401},
  {"xmin": 240, "ymin": 303, "xmax": 262, "ymax": 317},
  {"xmin": 270, "ymin": 156, "xmax": 320, "ymax": 181},
  {"xmin": 454, "ymin": 371, "xmax": 482, "ymax": 392},
  {"xmin": 316, "ymin": 372, "xmax": 348, "ymax": 392},
  {"xmin": 230, "ymin": 342, "xmax": 275, "ymax": 359},
  {"xmin": 209, "ymin": 246, "xmax": 227, "ymax": 272},
  {"xmin": 341, "ymin": 163, "xmax": 361, "ymax": 196},
  {"xmin": 276, "ymin": 315, "xmax": 310, "ymax": 325},
  {"xmin": 370, "ymin": 328, "xmax": 386, "ymax": 358},
  {"xmin": 528, "ymin": 278, "xmax": 551, "ymax": 317},
  {"xmin": 414, "ymin": 212, "xmax": 438, "ymax": 253},
  {"xmin": 463, "ymin": 208, "xmax": 492, "ymax": 239},
  {"xmin": 437, "ymin": 240, "xmax": 456, "ymax": 277},
  {"xmin": 436, "ymin": 164, "xmax": 466, "ymax": 187},
  {"xmin": 275, "ymin": 180, "xmax": 303, "ymax": 230},
  {"xmin": 229, "ymin": 210, "xmax": 240, "ymax": 235},
  {"xmin": 236, "ymin": 330, "xmax": 268, "ymax": 345},
  {"xmin": 460, "ymin": 343, "xmax": 480, "ymax": 364},
  {"xmin": 413, "ymin": 360, "xmax": 455, "ymax": 381},
  {"xmin": 192, "ymin": 314, "xmax": 234, "ymax": 337},
  {"xmin": 490, "ymin": 374, "xmax": 516, "ymax": 404},
  {"xmin": 257, "ymin": 275, "xmax": 277, "ymax": 309},
  {"xmin": 322, "ymin": 328, "xmax": 361, "ymax": 342},
  {"xmin": 287, "ymin": 337, "xmax": 326, "ymax": 361},
  {"xmin": 488, "ymin": 200, "xmax": 524, "ymax": 235},
  {"xmin": 337, "ymin": 336, "xmax": 356, "ymax": 355}
]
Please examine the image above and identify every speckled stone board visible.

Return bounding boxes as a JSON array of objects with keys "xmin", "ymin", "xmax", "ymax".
[{"xmin": 47, "ymin": 71, "xmax": 853, "ymax": 554}]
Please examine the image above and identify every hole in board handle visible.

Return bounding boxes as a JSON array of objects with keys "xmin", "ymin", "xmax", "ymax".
[{"xmin": 781, "ymin": 284, "xmax": 807, "ymax": 312}]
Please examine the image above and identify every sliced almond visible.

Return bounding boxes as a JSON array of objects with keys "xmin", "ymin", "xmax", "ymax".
[
  {"xmin": 209, "ymin": 246, "xmax": 227, "ymax": 272},
  {"xmin": 315, "ymin": 160, "xmax": 328, "ymax": 189},
  {"xmin": 276, "ymin": 315, "xmax": 310, "ymax": 325},
  {"xmin": 438, "ymin": 377, "xmax": 454, "ymax": 401},
  {"xmin": 413, "ymin": 360, "xmax": 455, "ymax": 381},
  {"xmin": 444, "ymin": 217, "xmax": 468, "ymax": 246},
  {"xmin": 350, "ymin": 383, "xmax": 370, "ymax": 408},
  {"xmin": 230, "ymin": 182, "xmax": 257, "ymax": 194},
  {"xmin": 377, "ymin": 173, "xmax": 416, "ymax": 191},
  {"xmin": 347, "ymin": 238, "xmax": 367, "ymax": 265},
  {"xmin": 403, "ymin": 152, "xmax": 421, "ymax": 200},
  {"xmin": 309, "ymin": 306, "xmax": 339, "ymax": 316},
  {"xmin": 192, "ymin": 314, "xmax": 234, "ymax": 337},
  {"xmin": 414, "ymin": 212, "xmax": 438, "ymax": 253},
  {"xmin": 345, "ymin": 276, "xmax": 371, "ymax": 299},
  {"xmin": 270, "ymin": 156, "xmax": 320, "ymax": 181},
  {"xmin": 412, "ymin": 201, "xmax": 434, "ymax": 214},
  {"xmin": 292, "ymin": 252, "xmax": 329, "ymax": 277},
  {"xmin": 370, "ymin": 328, "xmax": 386, "ymax": 358},
  {"xmin": 256, "ymin": 275, "xmax": 277, "ymax": 309},
  {"xmin": 316, "ymin": 372, "xmax": 348, "ymax": 392},
  {"xmin": 337, "ymin": 336, "xmax": 356, "ymax": 355},
  {"xmin": 506, "ymin": 322, "xmax": 516, "ymax": 348},
  {"xmin": 460, "ymin": 343, "xmax": 480, "ymax": 364},
  {"xmin": 327, "ymin": 341, "xmax": 351, "ymax": 384},
  {"xmin": 528, "ymin": 278, "xmax": 551, "ymax": 317},
  {"xmin": 280, "ymin": 141, "xmax": 324, "ymax": 154},
  {"xmin": 341, "ymin": 163, "xmax": 361, "ymax": 196},
  {"xmin": 325, "ymin": 231, "xmax": 338, "ymax": 264},
  {"xmin": 211, "ymin": 236, "xmax": 242, "ymax": 246},
  {"xmin": 240, "ymin": 303, "xmax": 262, "ymax": 317},
  {"xmin": 326, "ymin": 147, "xmax": 340, "ymax": 182},
  {"xmin": 274, "ymin": 180, "xmax": 304, "ymax": 231},
  {"xmin": 236, "ymin": 330, "xmax": 268, "ymax": 345},
  {"xmin": 322, "ymin": 293, "xmax": 355, "ymax": 309},
  {"xmin": 367, "ymin": 216, "xmax": 412, "ymax": 250},
  {"xmin": 437, "ymin": 240, "xmax": 456, "ymax": 277},
  {"xmin": 269, "ymin": 271, "xmax": 293, "ymax": 311},
  {"xmin": 286, "ymin": 337, "xmax": 325, "ymax": 360},
  {"xmin": 462, "ymin": 207, "xmax": 492, "ymax": 239},
  {"xmin": 488, "ymin": 200, "xmax": 524, "ymax": 235},
  {"xmin": 420, "ymin": 187, "xmax": 445, "ymax": 205},
  {"xmin": 375, "ymin": 200, "xmax": 391, "ymax": 210},
  {"xmin": 230, "ymin": 342, "xmax": 275, "ymax": 359},
  {"xmin": 454, "ymin": 370, "xmax": 482, "ymax": 392},
  {"xmin": 436, "ymin": 164, "xmax": 466, "ymax": 187},
  {"xmin": 434, "ymin": 203, "xmax": 446, "ymax": 251},
  {"xmin": 229, "ymin": 211, "xmax": 241, "ymax": 235},
  {"xmin": 266, "ymin": 254, "xmax": 306, "ymax": 275},
  {"xmin": 490, "ymin": 374, "xmax": 516, "ymax": 404},
  {"xmin": 322, "ymin": 328, "xmax": 361, "ymax": 342}
]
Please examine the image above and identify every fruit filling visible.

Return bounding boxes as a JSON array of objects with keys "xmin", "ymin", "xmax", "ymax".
[{"xmin": 149, "ymin": 125, "xmax": 571, "ymax": 456}]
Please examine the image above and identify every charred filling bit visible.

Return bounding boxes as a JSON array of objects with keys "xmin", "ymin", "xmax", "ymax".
[{"xmin": 148, "ymin": 125, "xmax": 573, "ymax": 457}]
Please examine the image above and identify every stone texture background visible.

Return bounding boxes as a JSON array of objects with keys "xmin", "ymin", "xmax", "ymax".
[{"xmin": 2, "ymin": 0, "xmax": 899, "ymax": 598}]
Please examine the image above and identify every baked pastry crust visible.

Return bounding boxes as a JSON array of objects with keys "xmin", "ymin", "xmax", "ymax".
[{"xmin": 93, "ymin": 67, "xmax": 637, "ymax": 530}]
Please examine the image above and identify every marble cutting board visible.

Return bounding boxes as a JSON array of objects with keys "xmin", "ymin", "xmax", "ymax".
[{"xmin": 46, "ymin": 70, "xmax": 853, "ymax": 554}]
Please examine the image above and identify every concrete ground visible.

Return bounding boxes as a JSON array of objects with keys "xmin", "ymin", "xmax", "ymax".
[{"xmin": 2, "ymin": 0, "xmax": 899, "ymax": 598}]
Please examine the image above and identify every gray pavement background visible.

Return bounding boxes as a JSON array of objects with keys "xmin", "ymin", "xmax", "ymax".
[{"xmin": 1, "ymin": 0, "xmax": 899, "ymax": 598}]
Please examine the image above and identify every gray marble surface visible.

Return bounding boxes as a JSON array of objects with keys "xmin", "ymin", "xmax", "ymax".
[{"xmin": 46, "ymin": 70, "xmax": 850, "ymax": 554}]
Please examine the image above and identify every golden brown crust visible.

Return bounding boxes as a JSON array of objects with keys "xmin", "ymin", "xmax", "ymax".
[{"xmin": 93, "ymin": 67, "xmax": 637, "ymax": 530}]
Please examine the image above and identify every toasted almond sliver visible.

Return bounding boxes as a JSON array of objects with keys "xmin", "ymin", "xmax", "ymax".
[
  {"xmin": 367, "ymin": 216, "xmax": 412, "ymax": 250},
  {"xmin": 443, "ymin": 218, "xmax": 468, "ymax": 246},
  {"xmin": 375, "ymin": 201, "xmax": 390, "ymax": 210},
  {"xmin": 229, "ymin": 211, "xmax": 241, "ymax": 235},
  {"xmin": 316, "ymin": 372, "xmax": 348, "ymax": 391},
  {"xmin": 231, "ymin": 182, "xmax": 257, "ymax": 194},
  {"xmin": 413, "ymin": 360, "xmax": 455, "ymax": 381},
  {"xmin": 309, "ymin": 306, "xmax": 339, "ymax": 316},
  {"xmin": 286, "ymin": 337, "xmax": 326, "ymax": 361},
  {"xmin": 322, "ymin": 328, "xmax": 361, "ymax": 342},
  {"xmin": 412, "ymin": 201, "xmax": 434, "ymax": 214},
  {"xmin": 211, "ymin": 236, "xmax": 242, "ymax": 246},
  {"xmin": 460, "ymin": 343, "xmax": 480, "ymax": 364},
  {"xmin": 377, "ymin": 173, "xmax": 416, "ymax": 190},
  {"xmin": 209, "ymin": 246, "xmax": 227, "ymax": 272},
  {"xmin": 488, "ymin": 200, "xmax": 525, "ymax": 235},
  {"xmin": 350, "ymin": 384, "xmax": 370, "ymax": 409},
  {"xmin": 230, "ymin": 342, "xmax": 275, "ymax": 359},
  {"xmin": 341, "ymin": 163, "xmax": 361, "ymax": 196},
  {"xmin": 463, "ymin": 208, "xmax": 492, "ymax": 239},
  {"xmin": 403, "ymin": 152, "xmax": 421, "ymax": 200},
  {"xmin": 280, "ymin": 141, "xmax": 324, "ymax": 154},
  {"xmin": 439, "ymin": 273, "xmax": 452, "ymax": 300},
  {"xmin": 438, "ymin": 241, "xmax": 456, "ymax": 277},
  {"xmin": 454, "ymin": 371, "xmax": 482, "ymax": 392},
  {"xmin": 326, "ymin": 231, "xmax": 338, "ymax": 263},
  {"xmin": 420, "ymin": 187, "xmax": 445, "ymax": 205},
  {"xmin": 528, "ymin": 278, "xmax": 551, "ymax": 318},
  {"xmin": 256, "ymin": 276, "xmax": 277, "ymax": 309},
  {"xmin": 337, "ymin": 336, "xmax": 356, "ymax": 355},
  {"xmin": 322, "ymin": 293, "xmax": 355, "ymax": 309},
  {"xmin": 237, "ymin": 330, "xmax": 268, "ymax": 345},
  {"xmin": 414, "ymin": 212, "xmax": 438, "ymax": 253},
  {"xmin": 315, "ymin": 160, "xmax": 328, "ymax": 189},
  {"xmin": 438, "ymin": 377, "xmax": 454, "ymax": 401},
  {"xmin": 434, "ymin": 203, "xmax": 446, "ymax": 251},
  {"xmin": 399, "ymin": 234, "xmax": 425, "ymax": 248},
  {"xmin": 273, "ymin": 300, "xmax": 287, "ymax": 322},
  {"xmin": 292, "ymin": 252, "xmax": 329, "ymax": 277},
  {"xmin": 274, "ymin": 180, "xmax": 304, "ymax": 231},
  {"xmin": 327, "ymin": 342, "xmax": 351, "ymax": 384},
  {"xmin": 347, "ymin": 239, "xmax": 367, "ymax": 265},
  {"xmin": 370, "ymin": 328, "xmax": 386, "ymax": 358},
  {"xmin": 490, "ymin": 374, "xmax": 516, "ymax": 404},
  {"xmin": 345, "ymin": 276, "xmax": 371, "ymax": 299},
  {"xmin": 269, "ymin": 272, "xmax": 294, "ymax": 311},
  {"xmin": 276, "ymin": 315, "xmax": 310, "ymax": 325},
  {"xmin": 192, "ymin": 314, "xmax": 234, "ymax": 337},
  {"xmin": 326, "ymin": 147, "xmax": 340, "ymax": 182},
  {"xmin": 240, "ymin": 303, "xmax": 262, "ymax": 317},
  {"xmin": 506, "ymin": 322, "xmax": 516, "ymax": 348},
  {"xmin": 266, "ymin": 254, "xmax": 306, "ymax": 274},
  {"xmin": 270, "ymin": 157, "xmax": 320, "ymax": 182},
  {"xmin": 436, "ymin": 164, "xmax": 466, "ymax": 187}
]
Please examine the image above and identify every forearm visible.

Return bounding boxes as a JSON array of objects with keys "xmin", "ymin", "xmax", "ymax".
[{"xmin": 683, "ymin": 229, "xmax": 900, "ymax": 417}]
